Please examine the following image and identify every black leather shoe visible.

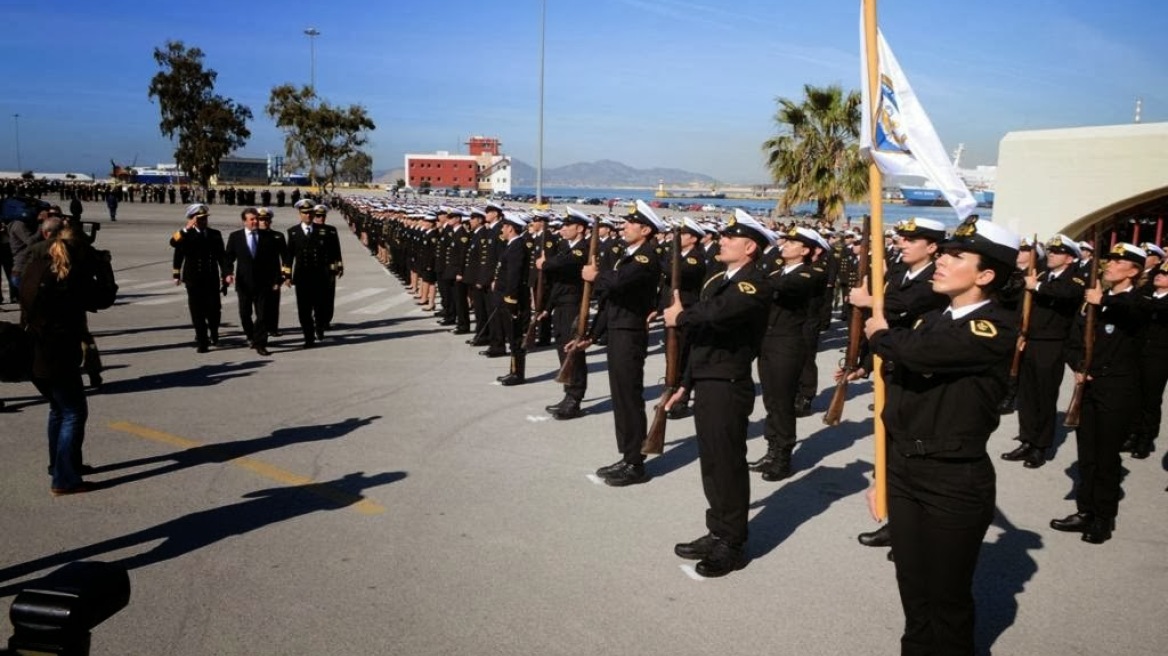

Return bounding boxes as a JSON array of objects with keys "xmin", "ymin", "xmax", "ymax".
[
  {"xmin": 1022, "ymin": 447, "xmax": 1047, "ymax": 469},
  {"xmin": 303, "ymin": 339, "xmax": 316, "ymax": 349},
  {"xmin": 438, "ymin": 319, "xmax": 455, "ymax": 326},
  {"xmin": 674, "ymin": 533, "xmax": 717, "ymax": 560},
  {"xmin": 858, "ymin": 524, "xmax": 892, "ymax": 547},
  {"xmin": 748, "ymin": 448, "xmax": 777, "ymax": 472},
  {"xmin": 666, "ymin": 404, "xmax": 692, "ymax": 420},
  {"xmin": 695, "ymin": 539, "xmax": 746, "ymax": 578},
  {"xmin": 794, "ymin": 395, "xmax": 813, "ymax": 418},
  {"xmin": 1081, "ymin": 517, "xmax": 1114, "ymax": 544},
  {"xmin": 255, "ymin": 346, "xmax": 271, "ymax": 356},
  {"xmin": 1120, "ymin": 435, "xmax": 1137, "ymax": 453},
  {"xmin": 1051, "ymin": 512, "xmax": 1094, "ymax": 533},
  {"xmin": 499, "ymin": 373, "xmax": 525, "ymax": 386},
  {"xmin": 1001, "ymin": 442, "xmax": 1032, "ymax": 461},
  {"xmin": 210, "ymin": 334, "xmax": 220, "ymax": 346},
  {"xmin": 759, "ymin": 457, "xmax": 792, "ymax": 482},
  {"xmin": 545, "ymin": 398, "xmax": 568, "ymax": 413},
  {"xmin": 469, "ymin": 338, "xmax": 489, "ymax": 347},
  {"xmin": 196, "ymin": 344, "xmax": 209, "ymax": 353},
  {"xmin": 603, "ymin": 463, "xmax": 648, "ymax": 487},
  {"xmin": 553, "ymin": 403, "xmax": 583, "ymax": 420},
  {"xmin": 479, "ymin": 349, "xmax": 507, "ymax": 358},
  {"xmin": 1131, "ymin": 438, "xmax": 1152, "ymax": 459},
  {"xmin": 595, "ymin": 460, "xmax": 626, "ymax": 478},
  {"xmin": 452, "ymin": 328, "xmax": 471, "ymax": 335}
]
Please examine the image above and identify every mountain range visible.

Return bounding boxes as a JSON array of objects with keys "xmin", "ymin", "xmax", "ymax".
[{"xmin": 373, "ymin": 158, "xmax": 718, "ymax": 189}]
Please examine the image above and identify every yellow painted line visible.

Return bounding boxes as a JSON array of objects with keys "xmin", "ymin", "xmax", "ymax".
[{"xmin": 108, "ymin": 421, "xmax": 386, "ymax": 515}]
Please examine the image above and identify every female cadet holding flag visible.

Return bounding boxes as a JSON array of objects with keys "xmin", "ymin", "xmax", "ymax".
[{"xmin": 863, "ymin": 216, "xmax": 1019, "ymax": 656}]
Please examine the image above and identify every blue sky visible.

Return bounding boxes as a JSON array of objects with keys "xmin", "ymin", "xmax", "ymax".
[{"xmin": 2, "ymin": 0, "xmax": 1165, "ymax": 183}]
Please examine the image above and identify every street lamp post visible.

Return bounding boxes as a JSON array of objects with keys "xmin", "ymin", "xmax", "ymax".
[
  {"xmin": 12, "ymin": 113, "xmax": 21, "ymax": 171},
  {"xmin": 304, "ymin": 28, "xmax": 320, "ymax": 91},
  {"xmin": 536, "ymin": 0, "xmax": 545, "ymax": 207}
]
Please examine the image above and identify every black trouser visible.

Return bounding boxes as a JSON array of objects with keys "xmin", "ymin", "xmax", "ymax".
[
  {"xmin": 606, "ymin": 328, "xmax": 648, "ymax": 465},
  {"xmin": 1136, "ymin": 352, "xmax": 1168, "ymax": 440},
  {"xmin": 1075, "ymin": 374, "xmax": 1136, "ymax": 520},
  {"xmin": 236, "ymin": 285, "xmax": 269, "ymax": 347},
  {"xmin": 438, "ymin": 276, "xmax": 455, "ymax": 321},
  {"xmin": 1017, "ymin": 339, "xmax": 1066, "ymax": 449},
  {"xmin": 185, "ymin": 282, "xmax": 222, "ymax": 347},
  {"xmin": 295, "ymin": 275, "xmax": 328, "ymax": 341},
  {"xmin": 264, "ymin": 287, "xmax": 281, "ymax": 334},
  {"xmin": 453, "ymin": 280, "xmax": 471, "ymax": 330},
  {"xmin": 798, "ymin": 322, "xmax": 823, "ymax": 399},
  {"xmin": 553, "ymin": 303, "xmax": 586, "ymax": 401},
  {"xmin": 694, "ymin": 378, "xmax": 755, "ymax": 545},
  {"xmin": 471, "ymin": 284, "xmax": 489, "ymax": 334},
  {"xmin": 319, "ymin": 275, "xmax": 337, "ymax": 330},
  {"xmin": 758, "ymin": 336, "xmax": 805, "ymax": 452},
  {"xmin": 487, "ymin": 289, "xmax": 505, "ymax": 350},
  {"xmin": 888, "ymin": 450, "xmax": 994, "ymax": 656},
  {"xmin": 1, "ymin": 244, "xmax": 15, "ymax": 301}
]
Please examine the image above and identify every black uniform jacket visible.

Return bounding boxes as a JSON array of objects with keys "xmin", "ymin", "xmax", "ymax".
[
  {"xmin": 495, "ymin": 236, "xmax": 529, "ymax": 306},
  {"xmin": 591, "ymin": 240, "xmax": 662, "ymax": 338},
  {"xmin": 872, "ymin": 302, "xmax": 1016, "ymax": 458},
  {"xmin": 542, "ymin": 238, "xmax": 588, "ymax": 309},
  {"xmin": 286, "ymin": 223, "xmax": 338, "ymax": 283},
  {"xmin": 656, "ymin": 248, "xmax": 707, "ymax": 310},
  {"xmin": 1028, "ymin": 267, "xmax": 1087, "ymax": 339},
  {"xmin": 1066, "ymin": 289, "xmax": 1146, "ymax": 378},
  {"xmin": 170, "ymin": 227, "xmax": 225, "ymax": 286},
  {"xmin": 1140, "ymin": 290, "xmax": 1168, "ymax": 355},
  {"xmin": 678, "ymin": 262, "xmax": 769, "ymax": 386},
  {"xmin": 764, "ymin": 261, "xmax": 815, "ymax": 339},
  {"xmin": 883, "ymin": 262, "xmax": 949, "ymax": 329}
]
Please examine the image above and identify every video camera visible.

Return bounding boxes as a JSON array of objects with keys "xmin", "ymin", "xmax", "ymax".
[{"xmin": 3, "ymin": 561, "xmax": 129, "ymax": 656}]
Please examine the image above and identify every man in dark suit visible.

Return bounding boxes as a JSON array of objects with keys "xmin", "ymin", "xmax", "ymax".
[
  {"xmin": 224, "ymin": 207, "xmax": 284, "ymax": 356},
  {"xmin": 170, "ymin": 203, "xmax": 227, "ymax": 353}
]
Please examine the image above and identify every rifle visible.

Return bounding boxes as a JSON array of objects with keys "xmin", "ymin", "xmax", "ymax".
[
  {"xmin": 643, "ymin": 228, "xmax": 682, "ymax": 455},
  {"xmin": 1064, "ymin": 227, "xmax": 1102, "ymax": 428},
  {"xmin": 555, "ymin": 219, "xmax": 602, "ymax": 384},
  {"xmin": 823, "ymin": 215, "xmax": 871, "ymax": 426},
  {"xmin": 522, "ymin": 263, "xmax": 546, "ymax": 350},
  {"xmin": 1002, "ymin": 233, "xmax": 1039, "ymax": 410}
]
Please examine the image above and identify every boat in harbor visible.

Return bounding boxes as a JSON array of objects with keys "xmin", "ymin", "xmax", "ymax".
[{"xmin": 899, "ymin": 144, "xmax": 996, "ymax": 207}]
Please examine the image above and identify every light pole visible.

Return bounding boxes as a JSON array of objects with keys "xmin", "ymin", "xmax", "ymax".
[
  {"xmin": 304, "ymin": 28, "xmax": 320, "ymax": 91},
  {"xmin": 535, "ymin": 0, "xmax": 545, "ymax": 206},
  {"xmin": 12, "ymin": 113, "xmax": 21, "ymax": 171}
]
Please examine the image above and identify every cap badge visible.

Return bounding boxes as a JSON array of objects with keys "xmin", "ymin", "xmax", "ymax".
[{"xmin": 953, "ymin": 216, "xmax": 978, "ymax": 238}]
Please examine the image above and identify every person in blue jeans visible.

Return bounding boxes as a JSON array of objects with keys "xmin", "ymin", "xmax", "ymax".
[{"xmin": 19, "ymin": 212, "xmax": 97, "ymax": 495}]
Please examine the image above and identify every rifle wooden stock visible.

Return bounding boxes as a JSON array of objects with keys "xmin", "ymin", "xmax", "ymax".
[
  {"xmin": 642, "ymin": 229, "xmax": 683, "ymax": 455},
  {"xmin": 1007, "ymin": 234, "xmax": 1040, "ymax": 382},
  {"xmin": 1064, "ymin": 228, "xmax": 1102, "ymax": 428},
  {"xmin": 823, "ymin": 215, "xmax": 871, "ymax": 426},
  {"xmin": 522, "ymin": 268, "xmax": 545, "ymax": 350},
  {"xmin": 555, "ymin": 221, "xmax": 602, "ymax": 384}
]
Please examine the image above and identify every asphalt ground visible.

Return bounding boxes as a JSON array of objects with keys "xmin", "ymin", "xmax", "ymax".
[{"xmin": 1, "ymin": 198, "xmax": 1166, "ymax": 655}]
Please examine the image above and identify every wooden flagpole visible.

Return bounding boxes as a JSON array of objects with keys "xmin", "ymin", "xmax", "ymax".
[{"xmin": 863, "ymin": 0, "xmax": 889, "ymax": 521}]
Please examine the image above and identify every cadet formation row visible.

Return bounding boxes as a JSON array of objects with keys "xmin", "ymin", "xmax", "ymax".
[{"xmin": 321, "ymin": 197, "xmax": 1163, "ymax": 656}]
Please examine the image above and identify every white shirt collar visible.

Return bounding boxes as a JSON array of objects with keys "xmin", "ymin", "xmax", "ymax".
[
  {"xmin": 725, "ymin": 266, "xmax": 742, "ymax": 280},
  {"xmin": 782, "ymin": 262, "xmax": 801, "ymax": 275},
  {"xmin": 944, "ymin": 299, "xmax": 991, "ymax": 320}
]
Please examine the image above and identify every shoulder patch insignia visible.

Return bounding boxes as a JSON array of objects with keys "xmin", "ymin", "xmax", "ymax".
[
  {"xmin": 635, "ymin": 254, "xmax": 650, "ymax": 264},
  {"xmin": 1073, "ymin": 277, "xmax": 1085, "ymax": 285},
  {"xmin": 737, "ymin": 281, "xmax": 757, "ymax": 295},
  {"xmin": 799, "ymin": 272, "xmax": 811, "ymax": 278},
  {"xmin": 913, "ymin": 318, "xmax": 924, "ymax": 330},
  {"xmin": 572, "ymin": 249, "xmax": 583, "ymax": 257},
  {"xmin": 686, "ymin": 257, "xmax": 698, "ymax": 265},
  {"xmin": 970, "ymin": 319, "xmax": 997, "ymax": 338},
  {"xmin": 545, "ymin": 241, "xmax": 553, "ymax": 249}
]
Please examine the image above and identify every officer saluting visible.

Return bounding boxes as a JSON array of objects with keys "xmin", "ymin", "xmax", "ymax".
[
  {"xmin": 663, "ymin": 210, "xmax": 771, "ymax": 577},
  {"xmin": 170, "ymin": 203, "xmax": 226, "ymax": 352}
]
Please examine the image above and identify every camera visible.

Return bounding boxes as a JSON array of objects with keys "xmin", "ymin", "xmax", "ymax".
[{"xmin": 5, "ymin": 561, "xmax": 129, "ymax": 656}]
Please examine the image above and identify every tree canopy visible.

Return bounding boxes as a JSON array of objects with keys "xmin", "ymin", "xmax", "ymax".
[
  {"xmin": 147, "ymin": 41, "xmax": 252, "ymax": 187},
  {"xmin": 762, "ymin": 83, "xmax": 867, "ymax": 220},
  {"xmin": 338, "ymin": 150, "xmax": 373, "ymax": 185},
  {"xmin": 266, "ymin": 84, "xmax": 376, "ymax": 193}
]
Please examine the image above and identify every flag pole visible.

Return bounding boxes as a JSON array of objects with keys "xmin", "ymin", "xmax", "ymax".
[{"xmin": 863, "ymin": 0, "xmax": 889, "ymax": 521}]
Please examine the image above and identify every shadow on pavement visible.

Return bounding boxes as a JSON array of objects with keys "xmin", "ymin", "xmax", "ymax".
[
  {"xmin": 974, "ymin": 509, "xmax": 1042, "ymax": 655},
  {"xmin": 96, "ymin": 360, "xmax": 269, "ymax": 395},
  {"xmin": 747, "ymin": 460, "xmax": 870, "ymax": 559},
  {"xmin": 94, "ymin": 416, "xmax": 382, "ymax": 489},
  {"xmin": 795, "ymin": 418, "xmax": 873, "ymax": 471},
  {"xmin": 0, "ymin": 471, "xmax": 407, "ymax": 597}
]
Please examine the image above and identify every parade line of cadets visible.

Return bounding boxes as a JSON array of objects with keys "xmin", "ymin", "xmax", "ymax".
[{"xmin": 334, "ymin": 195, "xmax": 1166, "ymax": 538}]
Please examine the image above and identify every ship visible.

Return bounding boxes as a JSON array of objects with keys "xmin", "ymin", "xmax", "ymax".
[{"xmin": 898, "ymin": 144, "xmax": 996, "ymax": 208}]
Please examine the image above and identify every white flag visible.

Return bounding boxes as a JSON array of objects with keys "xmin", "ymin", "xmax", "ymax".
[{"xmin": 860, "ymin": 18, "xmax": 977, "ymax": 219}]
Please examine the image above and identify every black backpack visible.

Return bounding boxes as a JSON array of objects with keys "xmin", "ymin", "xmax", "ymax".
[
  {"xmin": 87, "ymin": 248, "xmax": 118, "ymax": 311},
  {"xmin": 0, "ymin": 320, "xmax": 33, "ymax": 382}
]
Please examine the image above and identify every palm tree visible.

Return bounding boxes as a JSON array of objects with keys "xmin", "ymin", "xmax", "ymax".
[{"xmin": 762, "ymin": 84, "xmax": 868, "ymax": 220}]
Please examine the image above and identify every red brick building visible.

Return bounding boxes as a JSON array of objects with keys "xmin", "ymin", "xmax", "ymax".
[{"xmin": 404, "ymin": 135, "xmax": 512, "ymax": 194}]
